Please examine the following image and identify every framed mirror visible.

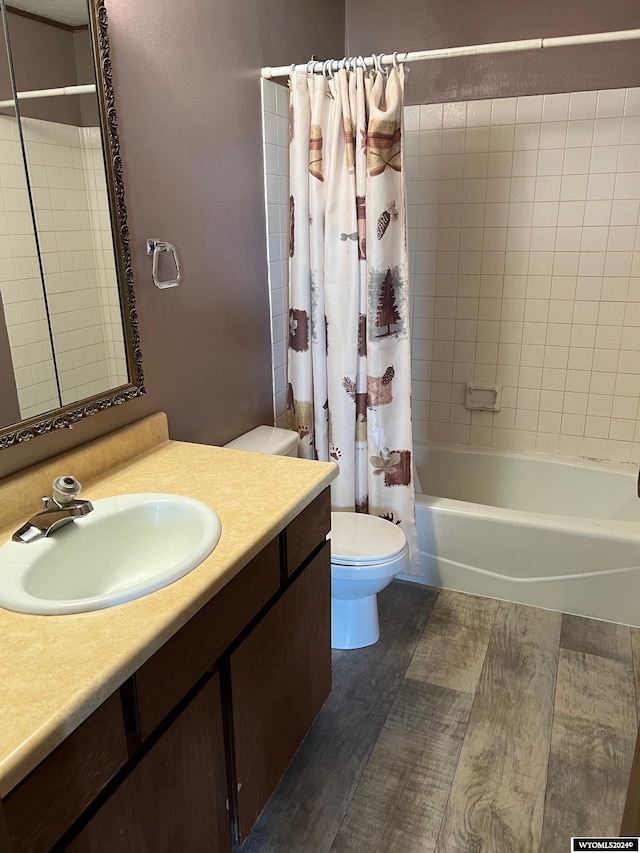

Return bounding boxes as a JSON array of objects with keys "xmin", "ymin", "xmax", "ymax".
[{"xmin": 0, "ymin": 0, "xmax": 144, "ymax": 448}]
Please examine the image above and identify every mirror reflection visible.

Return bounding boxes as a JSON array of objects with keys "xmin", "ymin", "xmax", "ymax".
[{"xmin": 0, "ymin": 0, "xmax": 129, "ymax": 432}]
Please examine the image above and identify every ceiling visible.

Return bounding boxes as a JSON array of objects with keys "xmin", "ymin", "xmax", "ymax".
[{"xmin": 8, "ymin": 0, "xmax": 88, "ymax": 27}]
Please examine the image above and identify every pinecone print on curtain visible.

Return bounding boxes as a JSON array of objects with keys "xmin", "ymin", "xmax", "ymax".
[
  {"xmin": 309, "ymin": 124, "xmax": 324, "ymax": 181},
  {"xmin": 366, "ymin": 119, "xmax": 402, "ymax": 176},
  {"xmin": 367, "ymin": 366, "xmax": 395, "ymax": 406},
  {"xmin": 377, "ymin": 201, "xmax": 398, "ymax": 240},
  {"xmin": 368, "ymin": 266, "xmax": 406, "ymax": 339},
  {"xmin": 289, "ymin": 308, "xmax": 309, "ymax": 352}
]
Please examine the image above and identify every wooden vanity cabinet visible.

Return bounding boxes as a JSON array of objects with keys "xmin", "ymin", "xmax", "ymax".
[
  {"xmin": 231, "ymin": 541, "xmax": 331, "ymax": 842},
  {"xmin": 66, "ymin": 674, "xmax": 230, "ymax": 853},
  {"xmin": 134, "ymin": 537, "xmax": 281, "ymax": 741},
  {"xmin": 1, "ymin": 694, "xmax": 128, "ymax": 853},
  {"xmin": 0, "ymin": 487, "xmax": 332, "ymax": 853}
]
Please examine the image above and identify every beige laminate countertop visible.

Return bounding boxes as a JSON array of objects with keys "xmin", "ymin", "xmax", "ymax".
[{"xmin": 0, "ymin": 435, "xmax": 337, "ymax": 798}]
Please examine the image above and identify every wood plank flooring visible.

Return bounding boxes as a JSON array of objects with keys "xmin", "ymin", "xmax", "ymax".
[
  {"xmin": 242, "ymin": 583, "xmax": 639, "ymax": 853},
  {"xmin": 435, "ymin": 602, "xmax": 561, "ymax": 853},
  {"xmin": 241, "ymin": 581, "xmax": 437, "ymax": 853},
  {"xmin": 405, "ymin": 590, "xmax": 498, "ymax": 694},
  {"xmin": 540, "ymin": 649, "xmax": 636, "ymax": 850}
]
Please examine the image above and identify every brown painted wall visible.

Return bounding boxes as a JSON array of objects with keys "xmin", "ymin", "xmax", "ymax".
[
  {"xmin": 346, "ymin": 0, "xmax": 640, "ymax": 104},
  {"xmin": 3, "ymin": 12, "xmax": 82, "ymax": 124},
  {"xmin": 74, "ymin": 29, "xmax": 99, "ymax": 127},
  {"xmin": 0, "ymin": 0, "xmax": 344, "ymax": 477}
]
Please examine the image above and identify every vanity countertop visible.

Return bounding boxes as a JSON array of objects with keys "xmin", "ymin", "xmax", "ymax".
[{"xmin": 0, "ymin": 427, "xmax": 337, "ymax": 798}]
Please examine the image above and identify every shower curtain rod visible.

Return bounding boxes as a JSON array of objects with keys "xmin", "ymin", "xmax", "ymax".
[
  {"xmin": 261, "ymin": 28, "xmax": 640, "ymax": 79},
  {"xmin": 0, "ymin": 83, "xmax": 96, "ymax": 110}
]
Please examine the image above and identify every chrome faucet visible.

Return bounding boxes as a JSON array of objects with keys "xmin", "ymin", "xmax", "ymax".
[{"xmin": 12, "ymin": 476, "xmax": 94, "ymax": 544}]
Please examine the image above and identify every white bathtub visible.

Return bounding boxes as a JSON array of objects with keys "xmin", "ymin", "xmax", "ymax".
[{"xmin": 412, "ymin": 441, "xmax": 640, "ymax": 626}]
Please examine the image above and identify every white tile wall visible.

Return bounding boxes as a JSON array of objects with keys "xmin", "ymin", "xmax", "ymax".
[
  {"xmin": 80, "ymin": 126, "xmax": 127, "ymax": 390},
  {"xmin": 406, "ymin": 87, "xmax": 640, "ymax": 463},
  {"xmin": 22, "ymin": 117, "xmax": 126, "ymax": 406},
  {"xmin": 0, "ymin": 115, "xmax": 128, "ymax": 421},
  {"xmin": 0, "ymin": 115, "xmax": 58, "ymax": 419},
  {"xmin": 261, "ymin": 78, "xmax": 290, "ymax": 428}
]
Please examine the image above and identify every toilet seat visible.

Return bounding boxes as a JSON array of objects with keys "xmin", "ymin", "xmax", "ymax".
[
  {"xmin": 330, "ymin": 546, "xmax": 408, "ymax": 581},
  {"xmin": 330, "ymin": 511, "xmax": 407, "ymax": 567},
  {"xmin": 330, "ymin": 512, "xmax": 407, "ymax": 648}
]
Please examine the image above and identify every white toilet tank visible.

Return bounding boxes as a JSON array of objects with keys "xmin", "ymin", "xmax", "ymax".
[{"xmin": 224, "ymin": 425, "xmax": 299, "ymax": 457}]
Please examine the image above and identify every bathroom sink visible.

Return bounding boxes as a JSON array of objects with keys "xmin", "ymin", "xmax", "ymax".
[{"xmin": 0, "ymin": 494, "xmax": 221, "ymax": 615}]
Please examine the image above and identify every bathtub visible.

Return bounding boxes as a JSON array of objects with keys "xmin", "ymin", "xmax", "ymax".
[{"xmin": 410, "ymin": 441, "xmax": 640, "ymax": 627}]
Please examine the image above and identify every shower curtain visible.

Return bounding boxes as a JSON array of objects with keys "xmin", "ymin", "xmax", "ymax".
[{"xmin": 286, "ymin": 64, "xmax": 419, "ymax": 574}]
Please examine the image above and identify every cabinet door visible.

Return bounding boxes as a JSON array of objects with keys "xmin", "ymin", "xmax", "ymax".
[
  {"xmin": 68, "ymin": 673, "xmax": 231, "ymax": 853},
  {"xmin": 3, "ymin": 692, "xmax": 128, "ymax": 853},
  {"xmin": 230, "ymin": 542, "xmax": 331, "ymax": 841}
]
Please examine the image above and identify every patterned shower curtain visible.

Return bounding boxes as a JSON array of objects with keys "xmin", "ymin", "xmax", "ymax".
[{"xmin": 286, "ymin": 65, "xmax": 419, "ymax": 574}]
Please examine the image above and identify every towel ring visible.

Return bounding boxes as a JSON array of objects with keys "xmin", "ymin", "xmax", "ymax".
[{"xmin": 146, "ymin": 239, "xmax": 182, "ymax": 289}]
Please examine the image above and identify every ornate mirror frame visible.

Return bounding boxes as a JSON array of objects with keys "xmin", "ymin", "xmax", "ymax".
[{"xmin": 0, "ymin": 0, "xmax": 145, "ymax": 449}]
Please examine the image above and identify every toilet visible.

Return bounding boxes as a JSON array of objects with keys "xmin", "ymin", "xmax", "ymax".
[
  {"xmin": 224, "ymin": 424, "xmax": 300, "ymax": 457},
  {"xmin": 329, "ymin": 511, "xmax": 407, "ymax": 649},
  {"xmin": 224, "ymin": 426, "xmax": 408, "ymax": 650}
]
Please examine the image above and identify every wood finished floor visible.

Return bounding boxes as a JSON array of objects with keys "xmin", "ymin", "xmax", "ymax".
[{"xmin": 242, "ymin": 581, "xmax": 639, "ymax": 853}]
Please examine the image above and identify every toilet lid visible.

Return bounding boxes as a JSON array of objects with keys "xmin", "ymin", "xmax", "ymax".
[{"xmin": 330, "ymin": 512, "xmax": 407, "ymax": 565}]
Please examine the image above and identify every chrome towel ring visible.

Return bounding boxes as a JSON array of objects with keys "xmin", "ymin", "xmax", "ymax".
[{"xmin": 146, "ymin": 238, "xmax": 182, "ymax": 289}]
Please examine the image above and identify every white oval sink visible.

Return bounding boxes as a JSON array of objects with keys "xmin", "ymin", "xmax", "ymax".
[{"xmin": 0, "ymin": 494, "xmax": 221, "ymax": 615}]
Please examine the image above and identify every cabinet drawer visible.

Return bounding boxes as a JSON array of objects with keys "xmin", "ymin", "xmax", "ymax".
[
  {"xmin": 285, "ymin": 488, "xmax": 331, "ymax": 576},
  {"xmin": 2, "ymin": 692, "xmax": 127, "ymax": 853},
  {"xmin": 136, "ymin": 537, "xmax": 280, "ymax": 740},
  {"xmin": 66, "ymin": 673, "xmax": 231, "ymax": 853}
]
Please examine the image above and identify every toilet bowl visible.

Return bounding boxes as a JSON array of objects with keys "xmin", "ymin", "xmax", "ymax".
[
  {"xmin": 224, "ymin": 426, "xmax": 407, "ymax": 651},
  {"xmin": 330, "ymin": 511, "xmax": 407, "ymax": 649}
]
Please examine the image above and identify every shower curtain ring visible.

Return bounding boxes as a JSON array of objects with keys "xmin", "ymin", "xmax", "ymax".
[
  {"xmin": 307, "ymin": 55, "xmax": 317, "ymax": 75},
  {"xmin": 323, "ymin": 58, "xmax": 334, "ymax": 79},
  {"xmin": 391, "ymin": 51, "xmax": 400, "ymax": 70}
]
